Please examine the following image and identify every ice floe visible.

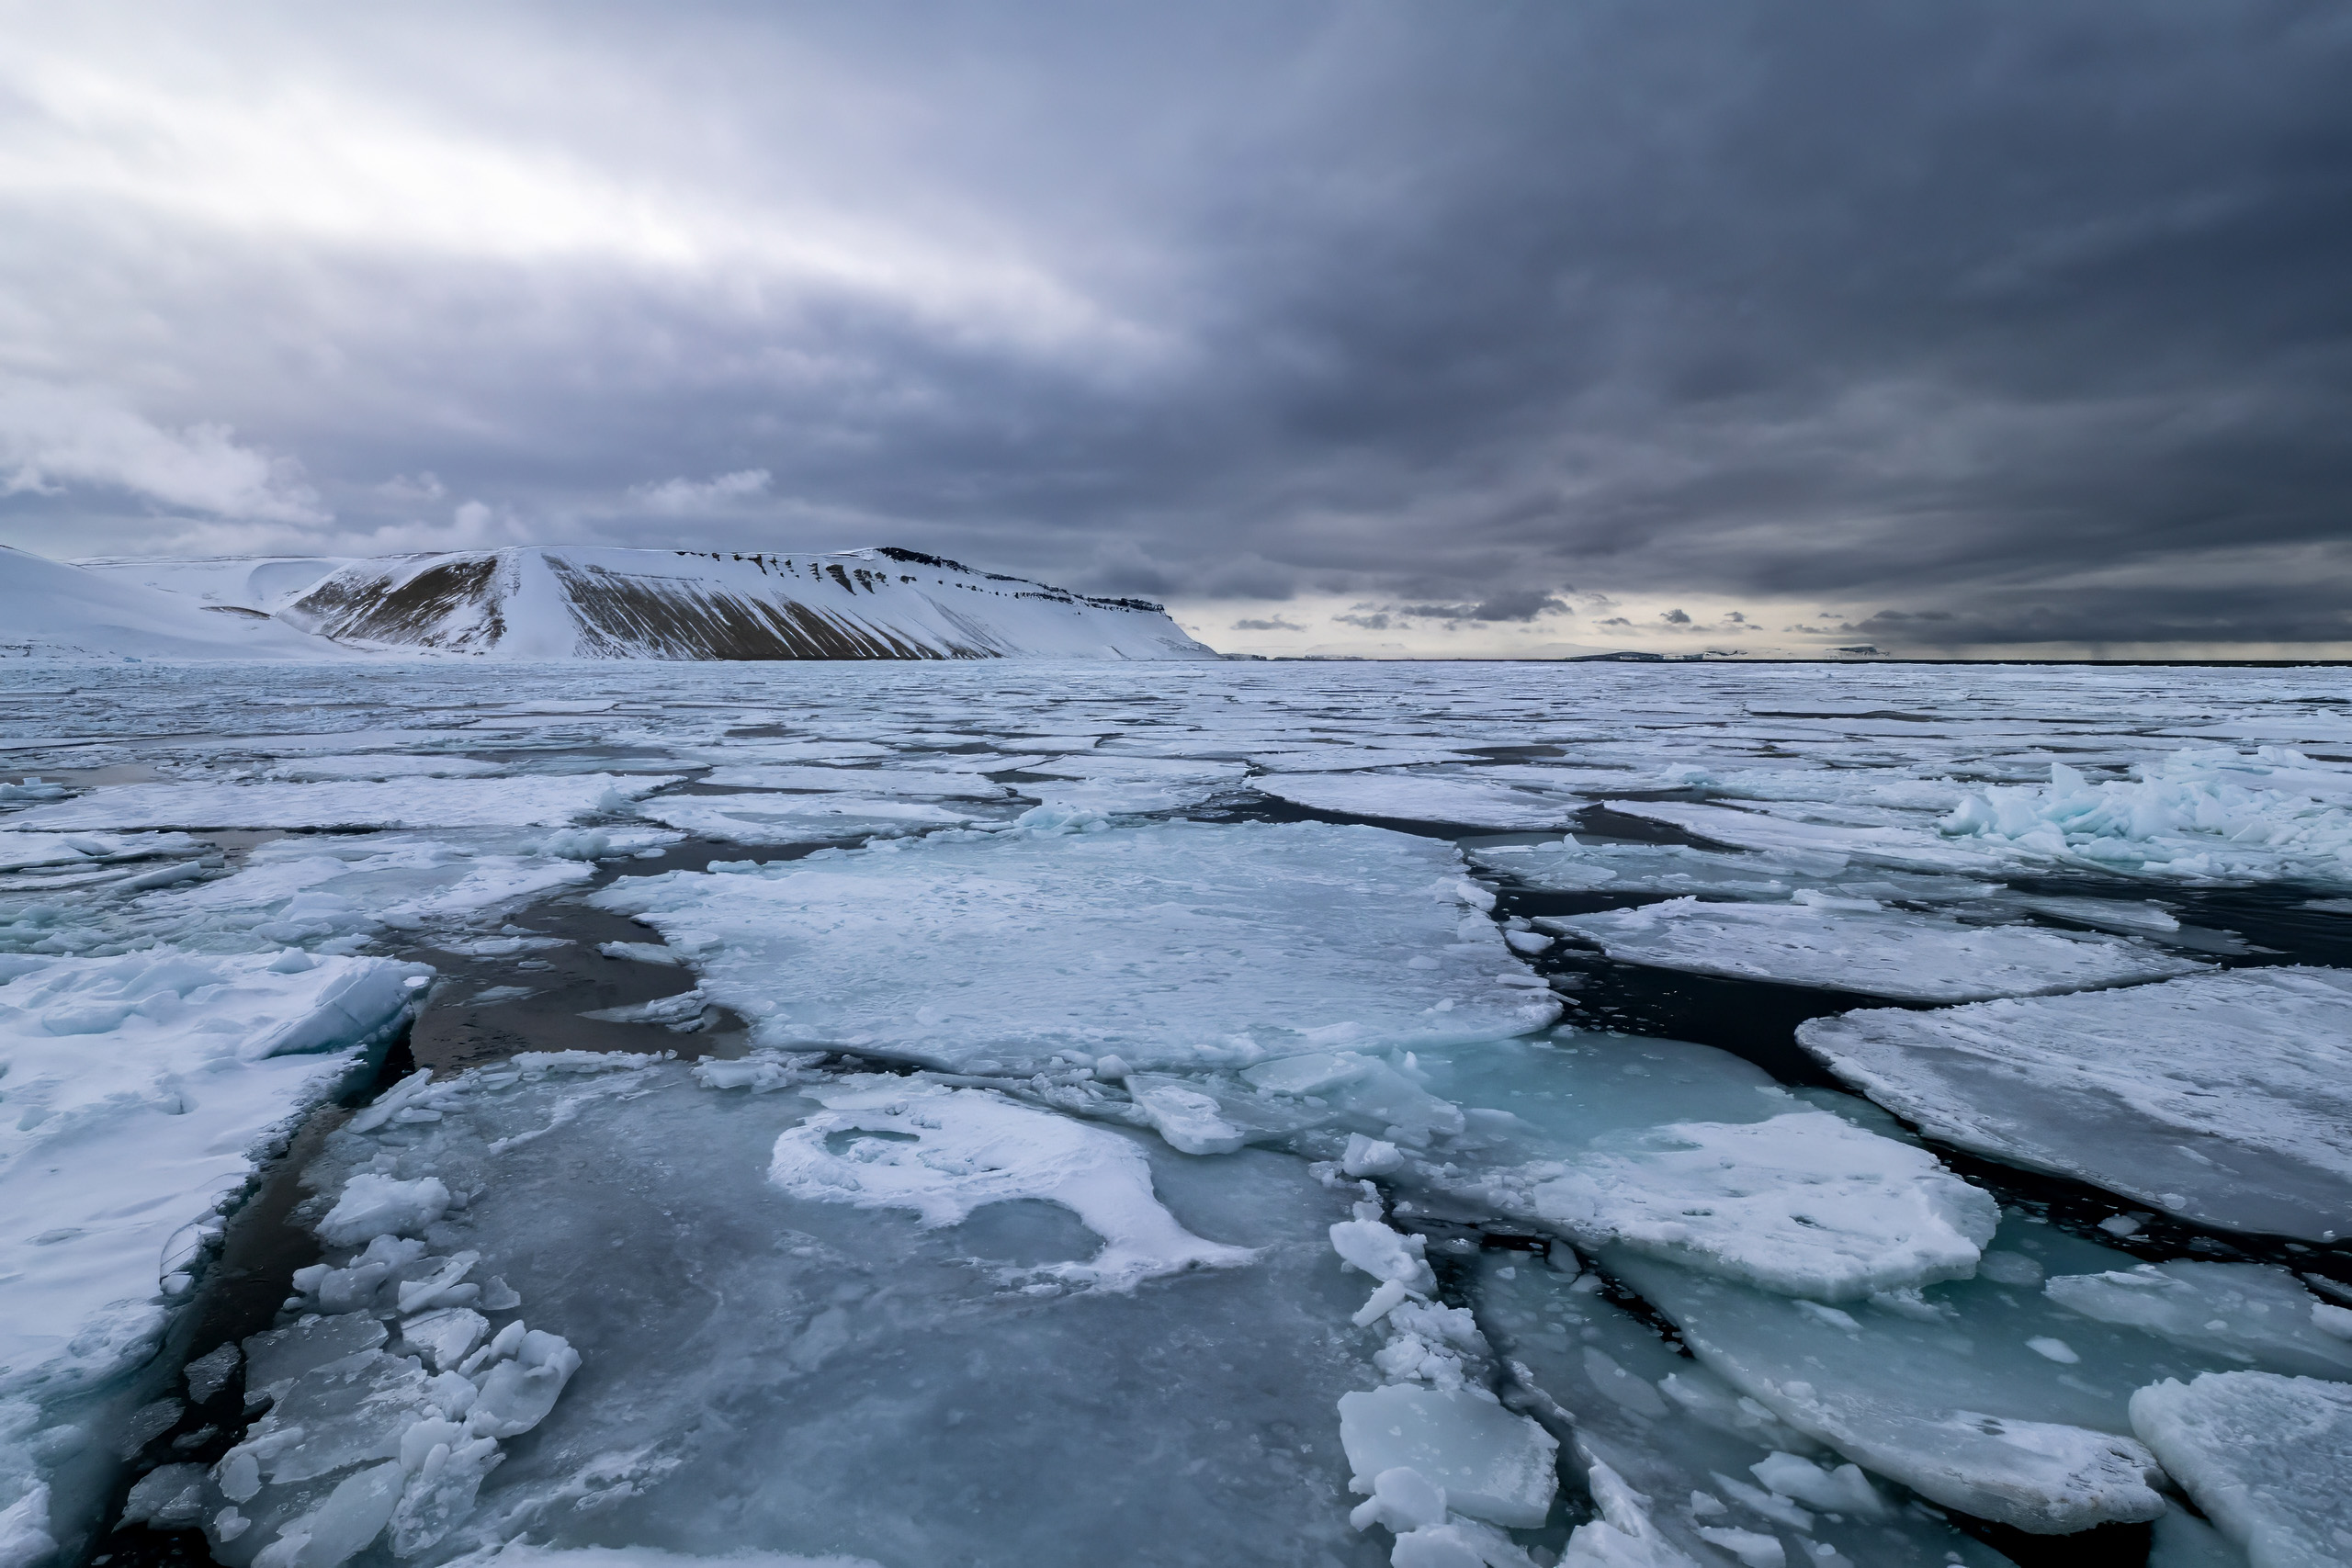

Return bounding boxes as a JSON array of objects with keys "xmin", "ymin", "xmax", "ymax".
[
  {"xmin": 2044, "ymin": 1262, "xmax": 2352, "ymax": 1379},
  {"xmin": 2131, "ymin": 1371, "xmax": 2352, "ymax": 1568},
  {"xmin": 634, "ymin": 793, "xmax": 997, "ymax": 843},
  {"xmin": 1797, "ymin": 967, "xmax": 2352, "ymax": 1238},
  {"xmin": 1253, "ymin": 773, "xmax": 1581, "ymax": 830},
  {"xmin": 1469, "ymin": 839, "xmax": 1995, "ymax": 904},
  {"xmin": 1597, "ymin": 802, "xmax": 2011, "ymax": 876},
  {"xmin": 10, "ymin": 777, "xmax": 673, "ymax": 831},
  {"xmin": 1540, "ymin": 896, "xmax": 2202, "ymax": 1001},
  {"xmin": 593, "ymin": 818, "xmax": 1559, "ymax": 1074}
]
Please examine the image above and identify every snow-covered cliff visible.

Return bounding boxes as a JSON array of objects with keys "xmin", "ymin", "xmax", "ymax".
[{"xmin": 59, "ymin": 546, "xmax": 1220, "ymax": 660}]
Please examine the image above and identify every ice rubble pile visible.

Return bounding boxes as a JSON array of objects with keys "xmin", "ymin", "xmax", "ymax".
[
  {"xmin": 0, "ymin": 948, "xmax": 427, "ymax": 1568},
  {"xmin": 130, "ymin": 1061, "xmax": 594, "ymax": 1568},
  {"xmin": 1941, "ymin": 750, "xmax": 2352, "ymax": 886}
]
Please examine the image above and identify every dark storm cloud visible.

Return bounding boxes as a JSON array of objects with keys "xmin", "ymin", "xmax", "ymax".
[{"xmin": 2, "ymin": 0, "xmax": 2347, "ymax": 647}]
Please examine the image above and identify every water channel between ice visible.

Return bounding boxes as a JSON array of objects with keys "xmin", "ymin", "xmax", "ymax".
[{"xmin": 5, "ymin": 660, "xmax": 2350, "ymax": 1568}]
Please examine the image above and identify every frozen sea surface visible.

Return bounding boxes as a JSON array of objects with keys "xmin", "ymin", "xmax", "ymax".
[{"xmin": 3, "ymin": 660, "xmax": 2350, "ymax": 1568}]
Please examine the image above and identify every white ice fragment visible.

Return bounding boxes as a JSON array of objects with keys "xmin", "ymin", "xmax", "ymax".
[
  {"xmin": 316, "ymin": 1174, "xmax": 452, "ymax": 1247},
  {"xmin": 1330, "ymin": 1219, "xmax": 1438, "ymax": 1294},
  {"xmin": 467, "ymin": 1330, "xmax": 579, "ymax": 1438},
  {"xmin": 1525, "ymin": 1111, "xmax": 1996, "ymax": 1300},
  {"xmin": 768, "ymin": 1080, "xmax": 1257, "ymax": 1290},
  {"xmin": 1337, "ymin": 1383, "xmax": 1559, "ymax": 1529},
  {"xmin": 1539, "ymin": 897, "xmax": 2200, "ymax": 1003},
  {"xmin": 1977, "ymin": 1250, "xmax": 2044, "ymax": 1288},
  {"xmin": 399, "ymin": 1308, "xmax": 489, "ymax": 1373},
  {"xmin": 2131, "ymin": 1371, "xmax": 2352, "ymax": 1568},
  {"xmin": 1797, "ymin": 967, "xmax": 2352, "ymax": 1239},
  {"xmin": 1343, "ymin": 1134, "xmax": 1407, "ymax": 1177},
  {"xmin": 1125, "ymin": 1077, "xmax": 1248, "ymax": 1156},
  {"xmin": 1251, "ymin": 773, "xmax": 1579, "ymax": 830},
  {"xmin": 185, "ymin": 1342, "xmax": 242, "ymax": 1404},
  {"xmin": 253, "ymin": 1459, "xmax": 404, "ymax": 1568},
  {"xmin": 1694, "ymin": 1525, "xmax": 1784, "ymax": 1567},
  {"xmin": 10, "ymin": 776, "xmax": 673, "ymax": 831},
  {"xmin": 1348, "ymin": 1465, "xmax": 1450, "ymax": 1534},
  {"xmin": 1749, "ymin": 1452, "xmax": 1883, "ymax": 1517},
  {"xmin": 2026, "ymin": 1337, "xmax": 2080, "ymax": 1364},
  {"xmin": 1558, "ymin": 1459, "xmax": 1701, "ymax": 1568}
]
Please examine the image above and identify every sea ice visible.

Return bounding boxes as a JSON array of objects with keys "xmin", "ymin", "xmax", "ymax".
[
  {"xmin": 592, "ymin": 818, "xmax": 1558, "ymax": 1074},
  {"xmin": 696, "ymin": 764, "xmax": 1012, "ymax": 797},
  {"xmin": 1539, "ymin": 896, "xmax": 2201, "ymax": 1002},
  {"xmin": 9, "ymin": 777, "xmax": 673, "ymax": 831},
  {"xmin": 1942, "ymin": 750, "xmax": 2352, "ymax": 886},
  {"xmin": 1796, "ymin": 968, "xmax": 2352, "ymax": 1238},
  {"xmin": 1468, "ymin": 839, "xmax": 1993, "ymax": 903},
  {"xmin": 0, "ymin": 830, "xmax": 205, "ymax": 873},
  {"xmin": 2131, "ymin": 1371, "xmax": 2352, "ymax": 1568},
  {"xmin": 1515, "ymin": 1111, "xmax": 1996, "ymax": 1300},
  {"xmin": 2044, "ymin": 1262, "xmax": 2352, "ymax": 1379},
  {"xmin": 769, "ymin": 1079, "xmax": 1258, "ymax": 1289},
  {"xmin": 634, "ymin": 793, "xmax": 996, "ymax": 843},
  {"xmin": 1251, "ymin": 773, "xmax": 1580, "ymax": 830},
  {"xmin": 1596, "ymin": 801, "xmax": 2012, "ymax": 875},
  {"xmin": 1597, "ymin": 1214, "xmax": 2233, "ymax": 1534}
]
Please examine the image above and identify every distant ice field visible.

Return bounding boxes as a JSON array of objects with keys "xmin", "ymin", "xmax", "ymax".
[{"xmin": 3, "ymin": 659, "xmax": 2351, "ymax": 1568}]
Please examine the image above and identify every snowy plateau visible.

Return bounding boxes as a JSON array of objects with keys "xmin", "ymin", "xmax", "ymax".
[{"xmin": 0, "ymin": 658, "xmax": 2348, "ymax": 1568}]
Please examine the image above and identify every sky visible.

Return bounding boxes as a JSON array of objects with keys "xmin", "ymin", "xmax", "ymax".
[{"xmin": 1, "ymin": 1, "xmax": 2346, "ymax": 660}]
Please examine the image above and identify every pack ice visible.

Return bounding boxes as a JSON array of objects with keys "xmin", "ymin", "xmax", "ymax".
[
  {"xmin": 1798, "ymin": 968, "xmax": 2352, "ymax": 1238},
  {"xmin": 592, "ymin": 818, "xmax": 1559, "ymax": 1074},
  {"xmin": 0, "ymin": 948, "xmax": 425, "ymax": 1564},
  {"xmin": 2132, "ymin": 1371, "xmax": 2352, "ymax": 1568},
  {"xmin": 9, "ymin": 778, "xmax": 673, "ymax": 833},
  {"xmin": 1539, "ymin": 896, "xmax": 2201, "ymax": 1002}
]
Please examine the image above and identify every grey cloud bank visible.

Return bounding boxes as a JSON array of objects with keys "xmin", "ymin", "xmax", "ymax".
[{"xmin": 2, "ymin": 0, "xmax": 2346, "ymax": 656}]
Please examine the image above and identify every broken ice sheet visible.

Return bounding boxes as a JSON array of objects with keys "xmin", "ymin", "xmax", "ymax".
[
  {"xmin": 1250, "ymin": 773, "xmax": 1582, "ymax": 830},
  {"xmin": 1595, "ymin": 1209, "xmax": 2286, "ymax": 1535},
  {"xmin": 2043, "ymin": 1261, "xmax": 2352, "ymax": 1379},
  {"xmin": 1600, "ymin": 800, "xmax": 2016, "ymax": 875},
  {"xmin": 8, "ymin": 776, "xmax": 675, "ymax": 831},
  {"xmin": 298, "ymin": 1055, "xmax": 1393, "ymax": 1566},
  {"xmin": 695, "ymin": 764, "xmax": 1012, "ymax": 798},
  {"xmin": 2130, "ymin": 1371, "xmax": 2352, "ymax": 1568},
  {"xmin": 1469, "ymin": 837, "xmax": 1996, "ymax": 903},
  {"xmin": 1540, "ymin": 895, "xmax": 2204, "ymax": 1002},
  {"xmin": 1475, "ymin": 1253, "xmax": 2012, "ymax": 1567},
  {"xmin": 1797, "ymin": 967, "xmax": 2352, "ymax": 1239},
  {"xmin": 591, "ymin": 818, "xmax": 1558, "ymax": 1074},
  {"xmin": 634, "ymin": 792, "xmax": 1001, "ymax": 843}
]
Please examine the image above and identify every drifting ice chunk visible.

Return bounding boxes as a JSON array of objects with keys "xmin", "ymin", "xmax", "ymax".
[
  {"xmin": 1469, "ymin": 839, "xmax": 1992, "ymax": 903},
  {"xmin": 1796, "ymin": 968, "xmax": 2352, "ymax": 1239},
  {"xmin": 1524, "ymin": 1111, "xmax": 1996, "ymax": 1300},
  {"xmin": 593, "ymin": 819, "xmax": 1557, "ymax": 1074},
  {"xmin": 636, "ymin": 793, "xmax": 997, "ymax": 843},
  {"xmin": 1125, "ymin": 1076, "xmax": 1249, "ymax": 1156},
  {"xmin": 1541, "ymin": 896, "xmax": 2201, "ymax": 1002},
  {"xmin": 1336, "ymin": 1384, "xmax": 1558, "ymax": 1529},
  {"xmin": 317, "ymin": 1174, "xmax": 451, "ymax": 1247},
  {"xmin": 469, "ymin": 1551, "xmax": 884, "ymax": 1568},
  {"xmin": 1598, "ymin": 800, "xmax": 2012, "ymax": 874},
  {"xmin": 0, "ymin": 950, "xmax": 424, "ymax": 1401},
  {"xmin": 2046, "ymin": 1263, "xmax": 2352, "ymax": 1379},
  {"xmin": 698, "ymin": 764, "xmax": 1011, "ymax": 798},
  {"xmin": 1606, "ymin": 1248, "xmax": 2172, "ymax": 1533},
  {"xmin": 1251, "ymin": 773, "xmax": 1579, "ymax": 830},
  {"xmin": 8, "ymin": 776, "xmax": 673, "ymax": 830},
  {"xmin": 0, "ymin": 829, "xmax": 202, "ymax": 873},
  {"xmin": 2131, "ymin": 1372, "xmax": 2352, "ymax": 1568},
  {"xmin": 769, "ymin": 1080, "xmax": 1258, "ymax": 1289},
  {"xmin": 2010, "ymin": 896, "xmax": 2180, "ymax": 936}
]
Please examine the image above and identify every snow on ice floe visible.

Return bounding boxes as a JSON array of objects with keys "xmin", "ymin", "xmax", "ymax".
[
  {"xmin": 0, "ymin": 949, "xmax": 427, "ymax": 1401},
  {"xmin": 1538, "ymin": 896, "xmax": 2202, "ymax": 1002},
  {"xmin": 2131, "ymin": 1372, "xmax": 2352, "ymax": 1568},
  {"xmin": 242, "ymin": 1053, "xmax": 1396, "ymax": 1567},
  {"xmin": 634, "ymin": 792, "xmax": 1001, "ymax": 843},
  {"xmin": 768, "ymin": 1080, "xmax": 1257, "ymax": 1289},
  {"xmin": 2044, "ymin": 1261, "xmax": 2352, "ymax": 1379},
  {"xmin": 1797, "ymin": 967, "xmax": 2352, "ymax": 1239},
  {"xmin": 1471, "ymin": 838, "xmax": 1997, "ymax": 903},
  {"xmin": 1250, "ymin": 773, "xmax": 1580, "ymax": 830},
  {"xmin": 1509, "ymin": 1111, "xmax": 1996, "ymax": 1301},
  {"xmin": 592, "ymin": 818, "xmax": 1559, "ymax": 1074},
  {"xmin": 1942, "ymin": 751, "xmax": 2352, "ymax": 886},
  {"xmin": 0, "ymin": 829, "xmax": 204, "ymax": 873},
  {"xmin": 264, "ymin": 756, "xmax": 508, "ymax": 782},
  {"xmin": 8, "ymin": 776, "xmax": 675, "ymax": 831}
]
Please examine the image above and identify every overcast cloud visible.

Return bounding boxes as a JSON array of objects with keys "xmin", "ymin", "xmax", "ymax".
[{"xmin": 1, "ymin": 0, "xmax": 2346, "ymax": 655}]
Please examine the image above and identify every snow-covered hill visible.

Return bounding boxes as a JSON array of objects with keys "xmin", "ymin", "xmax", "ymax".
[
  {"xmin": 1, "ymin": 545, "xmax": 350, "ymax": 660},
  {"xmin": 56, "ymin": 546, "xmax": 1220, "ymax": 660}
]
